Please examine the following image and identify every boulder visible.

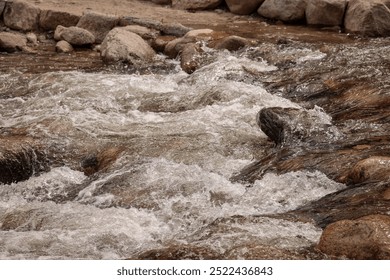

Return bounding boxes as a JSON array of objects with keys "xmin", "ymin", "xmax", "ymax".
[
  {"xmin": 344, "ymin": 0, "xmax": 390, "ymax": 37},
  {"xmin": 3, "ymin": 0, "xmax": 40, "ymax": 31},
  {"xmin": 56, "ymin": 40, "xmax": 74, "ymax": 53},
  {"xmin": 172, "ymin": 0, "xmax": 223, "ymax": 10},
  {"xmin": 151, "ymin": 35, "xmax": 176, "ymax": 52},
  {"xmin": 347, "ymin": 156, "xmax": 390, "ymax": 184},
  {"xmin": 211, "ymin": 35, "xmax": 250, "ymax": 51},
  {"xmin": 226, "ymin": 0, "xmax": 265, "ymax": 15},
  {"xmin": 164, "ymin": 36, "xmax": 196, "ymax": 58},
  {"xmin": 0, "ymin": 32, "xmax": 27, "ymax": 52},
  {"xmin": 76, "ymin": 11, "xmax": 119, "ymax": 44},
  {"xmin": 39, "ymin": 9, "xmax": 80, "ymax": 31},
  {"xmin": 54, "ymin": 25, "xmax": 95, "ymax": 46},
  {"xmin": 258, "ymin": 0, "xmax": 307, "ymax": 22},
  {"xmin": 0, "ymin": 137, "xmax": 49, "ymax": 184},
  {"xmin": 306, "ymin": 0, "xmax": 347, "ymax": 26},
  {"xmin": 160, "ymin": 22, "xmax": 192, "ymax": 37},
  {"xmin": 256, "ymin": 107, "xmax": 342, "ymax": 146},
  {"xmin": 100, "ymin": 27, "xmax": 156, "ymax": 64},
  {"xmin": 318, "ymin": 215, "xmax": 390, "ymax": 259}
]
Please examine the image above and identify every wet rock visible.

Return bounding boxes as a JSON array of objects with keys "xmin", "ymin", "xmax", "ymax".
[
  {"xmin": 164, "ymin": 36, "xmax": 196, "ymax": 58},
  {"xmin": 55, "ymin": 40, "xmax": 74, "ymax": 53},
  {"xmin": 54, "ymin": 25, "xmax": 96, "ymax": 46},
  {"xmin": 256, "ymin": 107, "xmax": 342, "ymax": 146},
  {"xmin": 226, "ymin": 0, "xmax": 265, "ymax": 15},
  {"xmin": 344, "ymin": 0, "xmax": 390, "ymax": 37},
  {"xmin": 225, "ymin": 243, "xmax": 305, "ymax": 259},
  {"xmin": 39, "ymin": 9, "xmax": 80, "ymax": 31},
  {"xmin": 346, "ymin": 156, "xmax": 390, "ymax": 184},
  {"xmin": 317, "ymin": 215, "xmax": 390, "ymax": 259},
  {"xmin": 100, "ymin": 27, "xmax": 156, "ymax": 64},
  {"xmin": 0, "ymin": 32, "xmax": 27, "ymax": 52},
  {"xmin": 0, "ymin": 137, "xmax": 49, "ymax": 185},
  {"xmin": 3, "ymin": 0, "xmax": 40, "ymax": 31},
  {"xmin": 81, "ymin": 147, "xmax": 123, "ymax": 176},
  {"xmin": 211, "ymin": 35, "xmax": 250, "ymax": 51},
  {"xmin": 258, "ymin": 0, "xmax": 307, "ymax": 22},
  {"xmin": 306, "ymin": 0, "xmax": 347, "ymax": 27},
  {"xmin": 180, "ymin": 43, "xmax": 201, "ymax": 74},
  {"xmin": 172, "ymin": 0, "xmax": 223, "ymax": 10},
  {"xmin": 151, "ymin": 35, "xmax": 176, "ymax": 52},
  {"xmin": 136, "ymin": 244, "xmax": 221, "ymax": 260},
  {"xmin": 77, "ymin": 10, "xmax": 119, "ymax": 44},
  {"xmin": 1, "ymin": 209, "xmax": 45, "ymax": 231}
]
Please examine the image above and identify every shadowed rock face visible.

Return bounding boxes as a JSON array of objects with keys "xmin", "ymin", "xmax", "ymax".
[{"xmin": 0, "ymin": 137, "xmax": 49, "ymax": 184}]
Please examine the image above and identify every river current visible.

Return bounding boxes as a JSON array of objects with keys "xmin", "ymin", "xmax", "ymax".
[{"xmin": 0, "ymin": 40, "xmax": 382, "ymax": 259}]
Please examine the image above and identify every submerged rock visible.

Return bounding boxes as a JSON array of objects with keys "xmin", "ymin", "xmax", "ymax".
[
  {"xmin": 180, "ymin": 43, "xmax": 202, "ymax": 74},
  {"xmin": 306, "ymin": 0, "xmax": 347, "ymax": 27},
  {"xmin": 100, "ymin": 27, "xmax": 156, "ymax": 63},
  {"xmin": 318, "ymin": 215, "xmax": 390, "ymax": 259},
  {"xmin": 344, "ymin": 0, "xmax": 390, "ymax": 37},
  {"xmin": 172, "ymin": 0, "xmax": 222, "ymax": 10},
  {"xmin": 77, "ymin": 10, "xmax": 119, "ymax": 44},
  {"xmin": 39, "ymin": 9, "xmax": 80, "ymax": 31},
  {"xmin": 3, "ymin": 0, "xmax": 40, "ymax": 31},
  {"xmin": 226, "ymin": 0, "xmax": 265, "ymax": 15},
  {"xmin": 258, "ymin": 0, "xmax": 307, "ymax": 22},
  {"xmin": 136, "ymin": 244, "xmax": 221, "ymax": 260},
  {"xmin": 0, "ymin": 32, "xmax": 27, "ymax": 52},
  {"xmin": 256, "ymin": 107, "xmax": 342, "ymax": 146}
]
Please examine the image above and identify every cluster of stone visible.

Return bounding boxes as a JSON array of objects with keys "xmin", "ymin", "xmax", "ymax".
[{"xmin": 151, "ymin": 0, "xmax": 390, "ymax": 37}]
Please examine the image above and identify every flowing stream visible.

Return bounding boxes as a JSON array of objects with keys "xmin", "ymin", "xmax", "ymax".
[{"xmin": 0, "ymin": 35, "xmax": 389, "ymax": 259}]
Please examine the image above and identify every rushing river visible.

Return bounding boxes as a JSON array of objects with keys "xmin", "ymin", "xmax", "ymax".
[{"xmin": 0, "ymin": 35, "xmax": 389, "ymax": 259}]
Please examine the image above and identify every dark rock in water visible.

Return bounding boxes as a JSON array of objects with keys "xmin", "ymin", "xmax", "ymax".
[
  {"xmin": 211, "ymin": 35, "xmax": 250, "ymax": 51},
  {"xmin": 180, "ymin": 43, "xmax": 201, "ymax": 74},
  {"xmin": 317, "ymin": 214, "xmax": 390, "ymax": 259},
  {"xmin": 77, "ymin": 10, "xmax": 119, "ymax": 44},
  {"xmin": 135, "ymin": 244, "xmax": 221, "ymax": 260},
  {"xmin": 0, "ymin": 137, "xmax": 49, "ymax": 185},
  {"xmin": 164, "ymin": 36, "xmax": 196, "ymax": 58},
  {"xmin": 81, "ymin": 147, "xmax": 123, "ymax": 176},
  {"xmin": 39, "ymin": 9, "xmax": 80, "ymax": 31},
  {"xmin": 257, "ymin": 107, "xmax": 342, "ymax": 146}
]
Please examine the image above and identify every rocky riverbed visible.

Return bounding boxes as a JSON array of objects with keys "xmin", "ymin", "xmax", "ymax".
[{"xmin": 1, "ymin": 0, "xmax": 390, "ymax": 260}]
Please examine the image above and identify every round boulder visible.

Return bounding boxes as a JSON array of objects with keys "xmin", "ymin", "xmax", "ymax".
[{"xmin": 226, "ymin": 0, "xmax": 265, "ymax": 15}]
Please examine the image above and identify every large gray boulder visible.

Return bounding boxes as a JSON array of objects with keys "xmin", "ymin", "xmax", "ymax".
[
  {"xmin": 306, "ymin": 0, "xmax": 347, "ymax": 26},
  {"xmin": 0, "ymin": 32, "xmax": 27, "ymax": 52},
  {"xmin": 39, "ymin": 10, "xmax": 80, "ymax": 31},
  {"xmin": 258, "ymin": 0, "xmax": 307, "ymax": 22},
  {"xmin": 344, "ymin": 0, "xmax": 390, "ymax": 37},
  {"xmin": 172, "ymin": 0, "xmax": 222, "ymax": 10},
  {"xmin": 54, "ymin": 25, "xmax": 96, "ymax": 46},
  {"xmin": 100, "ymin": 27, "xmax": 156, "ymax": 64},
  {"xmin": 77, "ymin": 11, "xmax": 119, "ymax": 44},
  {"xmin": 226, "ymin": 0, "xmax": 265, "ymax": 15},
  {"xmin": 3, "ymin": 0, "xmax": 40, "ymax": 31}
]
